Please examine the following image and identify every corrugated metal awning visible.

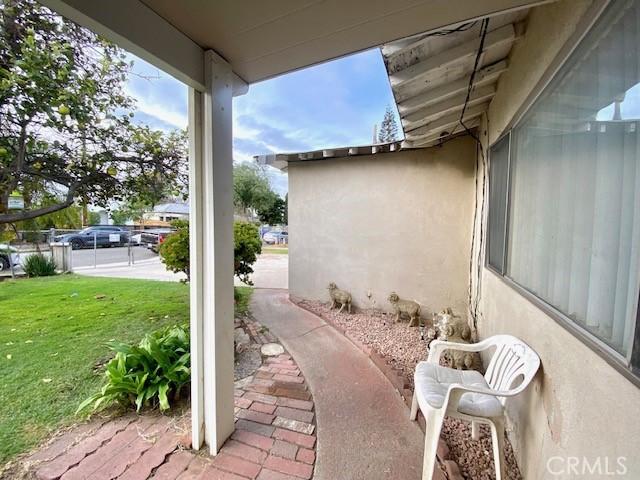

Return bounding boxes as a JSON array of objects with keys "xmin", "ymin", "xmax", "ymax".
[{"xmin": 382, "ymin": 10, "xmax": 528, "ymax": 148}]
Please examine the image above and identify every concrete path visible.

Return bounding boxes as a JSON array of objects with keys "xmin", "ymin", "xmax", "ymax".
[
  {"xmin": 251, "ymin": 289, "xmax": 424, "ymax": 480},
  {"xmin": 237, "ymin": 253, "xmax": 288, "ymax": 289}
]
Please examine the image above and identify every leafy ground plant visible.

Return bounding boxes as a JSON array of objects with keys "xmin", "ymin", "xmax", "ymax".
[
  {"xmin": 0, "ymin": 275, "xmax": 188, "ymax": 464},
  {"xmin": 78, "ymin": 324, "xmax": 190, "ymax": 413},
  {"xmin": 23, "ymin": 253, "xmax": 57, "ymax": 277}
]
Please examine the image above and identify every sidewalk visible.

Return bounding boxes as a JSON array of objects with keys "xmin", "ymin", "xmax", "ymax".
[
  {"xmin": 74, "ymin": 257, "xmax": 186, "ymax": 282},
  {"xmin": 74, "ymin": 253, "xmax": 288, "ymax": 287},
  {"xmin": 250, "ymin": 289, "xmax": 424, "ymax": 480}
]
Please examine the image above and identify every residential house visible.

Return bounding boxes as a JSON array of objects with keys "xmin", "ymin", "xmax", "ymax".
[
  {"xmin": 38, "ymin": 0, "xmax": 640, "ymax": 477},
  {"xmin": 258, "ymin": 1, "xmax": 640, "ymax": 477},
  {"xmin": 142, "ymin": 201, "xmax": 190, "ymax": 226}
]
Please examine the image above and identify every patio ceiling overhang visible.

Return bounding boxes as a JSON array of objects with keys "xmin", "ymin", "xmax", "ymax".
[
  {"xmin": 382, "ymin": 10, "xmax": 529, "ymax": 148},
  {"xmin": 34, "ymin": 0, "xmax": 554, "ymax": 458},
  {"xmin": 40, "ymin": 0, "xmax": 549, "ymax": 92},
  {"xmin": 255, "ymin": 141, "xmax": 403, "ymax": 172}
]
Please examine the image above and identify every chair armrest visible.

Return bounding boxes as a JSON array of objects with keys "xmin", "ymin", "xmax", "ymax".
[{"xmin": 427, "ymin": 337, "xmax": 495, "ymax": 364}]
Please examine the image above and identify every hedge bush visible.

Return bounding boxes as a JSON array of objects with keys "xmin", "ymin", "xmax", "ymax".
[
  {"xmin": 159, "ymin": 220, "xmax": 262, "ymax": 285},
  {"xmin": 158, "ymin": 220, "xmax": 190, "ymax": 280}
]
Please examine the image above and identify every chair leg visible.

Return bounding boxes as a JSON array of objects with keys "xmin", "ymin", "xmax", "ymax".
[
  {"xmin": 421, "ymin": 409, "xmax": 445, "ymax": 480},
  {"xmin": 410, "ymin": 392, "xmax": 419, "ymax": 420},
  {"xmin": 489, "ymin": 417, "xmax": 506, "ymax": 480},
  {"xmin": 471, "ymin": 421, "xmax": 480, "ymax": 440}
]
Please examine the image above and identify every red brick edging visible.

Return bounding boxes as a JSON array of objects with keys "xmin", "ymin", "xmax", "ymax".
[
  {"xmin": 294, "ymin": 300, "xmax": 463, "ymax": 480},
  {"xmin": 228, "ymin": 316, "xmax": 318, "ymax": 479},
  {"xmin": 19, "ymin": 318, "xmax": 317, "ymax": 480}
]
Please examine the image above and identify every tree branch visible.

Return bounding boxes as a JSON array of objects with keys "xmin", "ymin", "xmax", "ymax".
[{"xmin": 0, "ymin": 184, "xmax": 77, "ymax": 224}]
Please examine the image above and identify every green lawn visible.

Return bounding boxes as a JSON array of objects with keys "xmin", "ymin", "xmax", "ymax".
[
  {"xmin": 234, "ymin": 286, "xmax": 253, "ymax": 316},
  {"xmin": 262, "ymin": 246, "xmax": 289, "ymax": 255},
  {"xmin": 0, "ymin": 275, "xmax": 190, "ymax": 464}
]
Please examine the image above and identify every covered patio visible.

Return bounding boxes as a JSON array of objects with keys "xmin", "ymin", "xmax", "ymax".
[
  {"xmin": 38, "ymin": 0, "xmax": 545, "ymax": 461},
  {"xmin": 22, "ymin": 0, "xmax": 640, "ymax": 479}
]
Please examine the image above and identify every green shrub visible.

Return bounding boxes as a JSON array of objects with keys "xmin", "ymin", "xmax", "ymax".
[
  {"xmin": 78, "ymin": 324, "xmax": 190, "ymax": 414},
  {"xmin": 159, "ymin": 220, "xmax": 190, "ymax": 280},
  {"xmin": 23, "ymin": 253, "xmax": 57, "ymax": 277},
  {"xmin": 234, "ymin": 222, "xmax": 262, "ymax": 285},
  {"xmin": 158, "ymin": 220, "xmax": 262, "ymax": 285}
]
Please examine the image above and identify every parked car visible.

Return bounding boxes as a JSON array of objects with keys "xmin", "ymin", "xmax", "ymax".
[
  {"xmin": 54, "ymin": 226, "xmax": 130, "ymax": 250},
  {"xmin": 0, "ymin": 244, "xmax": 20, "ymax": 272},
  {"xmin": 130, "ymin": 231, "xmax": 143, "ymax": 245},
  {"xmin": 263, "ymin": 230, "xmax": 288, "ymax": 245},
  {"xmin": 140, "ymin": 228, "xmax": 174, "ymax": 253}
]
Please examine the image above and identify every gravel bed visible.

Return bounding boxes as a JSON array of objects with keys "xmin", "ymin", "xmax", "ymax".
[
  {"xmin": 234, "ymin": 345, "xmax": 262, "ymax": 380},
  {"xmin": 298, "ymin": 300, "xmax": 427, "ymax": 387},
  {"xmin": 299, "ymin": 299, "xmax": 522, "ymax": 480}
]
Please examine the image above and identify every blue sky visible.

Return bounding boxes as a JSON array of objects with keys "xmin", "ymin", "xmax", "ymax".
[{"xmin": 125, "ymin": 49, "xmax": 400, "ymax": 195}]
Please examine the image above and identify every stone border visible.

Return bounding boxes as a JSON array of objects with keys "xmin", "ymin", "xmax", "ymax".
[{"xmin": 294, "ymin": 300, "xmax": 464, "ymax": 480}]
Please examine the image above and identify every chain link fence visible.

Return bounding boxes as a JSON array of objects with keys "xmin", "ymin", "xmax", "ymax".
[{"xmin": 0, "ymin": 226, "xmax": 160, "ymax": 278}]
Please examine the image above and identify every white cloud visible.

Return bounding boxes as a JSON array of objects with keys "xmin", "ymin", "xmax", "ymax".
[{"xmin": 130, "ymin": 94, "xmax": 187, "ymax": 129}]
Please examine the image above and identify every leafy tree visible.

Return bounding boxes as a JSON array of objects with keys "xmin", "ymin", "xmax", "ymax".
[
  {"xmin": 0, "ymin": 0, "xmax": 187, "ymax": 226},
  {"xmin": 108, "ymin": 209, "xmax": 131, "ymax": 226},
  {"xmin": 87, "ymin": 211, "xmax": 101, "ymax": 225},
  {"xmin": 16, "ymin": 196, "xmax": 83, "ymax": 230},
  {"xmin": 283, "ymin": 193, "xmax": 288, "ymax": 225},
  {"xmin": 109, "ymin": 199, "xmax": 153, "ymax": 225},
  {"xmin": 378, "ymin": 105, "xmax": 399, "ymax": 143},
  {"xmin": 233, "ymin": 163, "xmax": 271, "ymax": 217},
  {"xmin": 158, "ymin": 220, "xmax": 262, "ymax": 285},
  {"xmin": 257, "ymin": 191, "xmax": 285, "ymax": 225}
]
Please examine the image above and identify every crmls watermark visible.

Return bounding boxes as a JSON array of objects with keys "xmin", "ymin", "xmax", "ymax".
[{"xmin": 546, "ymin": 456, "xmax": 628, "ymax": 476}]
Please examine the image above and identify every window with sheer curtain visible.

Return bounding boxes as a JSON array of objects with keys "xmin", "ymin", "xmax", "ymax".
[{"xmin": 488, "ymin": 0, "xmax": 640, "ymax": 361}]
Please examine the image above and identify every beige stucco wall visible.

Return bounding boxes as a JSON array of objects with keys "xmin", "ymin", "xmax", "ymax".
[
  {"xmin": 477, "ymin": 0, "xmax": 640, "ymax": 478},
  {"xmin": 288, "ymin": 137, "xmax": 476, "ymax": 316}
]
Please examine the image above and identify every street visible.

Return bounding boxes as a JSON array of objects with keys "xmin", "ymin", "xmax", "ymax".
[{"xmin": 71, "ymin": 245, "xmax": 156, "ymax": 268}]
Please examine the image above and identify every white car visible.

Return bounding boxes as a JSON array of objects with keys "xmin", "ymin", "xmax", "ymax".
[
  {"xmin": 130, "ymin": 233, "xmax": 143, "ymax": 245},
  {"xmin": 263, "ymin": 231, "xmax": 288, "ymax": 245},
  {"xmin": 0, "ymin": 244, "xmax": 21, "ymax": 272}
]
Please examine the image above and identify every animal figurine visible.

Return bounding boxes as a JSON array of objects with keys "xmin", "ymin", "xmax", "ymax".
[
  {"xmin": 388, "ymin": 292, "xmax": 421, "ymax": 327},
  {"xmin": 431, "ymin": 308, "xmax": 480, "ymax": 370},
  {"xmin": 327, "ymin": 282, "xmax": 352, "ymax": 314},
  {"xmin": 433, "ymin": 308, "xmax": 471, "ymax": 341}
]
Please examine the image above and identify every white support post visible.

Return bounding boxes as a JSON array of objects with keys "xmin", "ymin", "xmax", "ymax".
[{"xmin": 189, "ymin": 50, "xmax": 235, "ymax": 455}]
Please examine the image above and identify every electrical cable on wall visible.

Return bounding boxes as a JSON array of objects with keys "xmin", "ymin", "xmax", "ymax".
[{"xmin": 457, "ymin": 17, "xmax": 490, "ymax": 334}]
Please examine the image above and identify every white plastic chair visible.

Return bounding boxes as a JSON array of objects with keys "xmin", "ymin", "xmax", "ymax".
[{"xmin": 410, "ymin": 334, "xmax": 540, "ymax": 480}]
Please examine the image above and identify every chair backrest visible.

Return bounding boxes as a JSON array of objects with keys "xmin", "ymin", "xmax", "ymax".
[{"xmin": 484, "ymin": 335, "xmax": 540, "ymax": 401}]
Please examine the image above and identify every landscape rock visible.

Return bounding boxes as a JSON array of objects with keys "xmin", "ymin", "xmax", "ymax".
[{"xmin": 261, "ymin": 343, "xmax": 285, "ymax": 357}]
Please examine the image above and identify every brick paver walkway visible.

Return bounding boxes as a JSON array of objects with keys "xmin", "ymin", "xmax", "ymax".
[{"xmin": 16, "ymin": 319, "xmax": 316, "ymax": 480}]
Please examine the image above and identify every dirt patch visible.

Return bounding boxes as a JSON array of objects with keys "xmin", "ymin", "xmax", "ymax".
[
  {"xmin": 299, "ymin": 299, "xmax": 522, "ymax": 480},
  {"xmin": 234, "ymin": 345, "xmax": 262, "ymax": 380}
]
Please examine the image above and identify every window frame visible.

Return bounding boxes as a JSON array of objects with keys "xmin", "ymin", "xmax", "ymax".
[
  {"xmin": 486, "ymin": 131, "xmax": 511, "ymax": 277},
  {"xmin": 485, "ymin": 0, "xmax": 640, "ymax": 387}
]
